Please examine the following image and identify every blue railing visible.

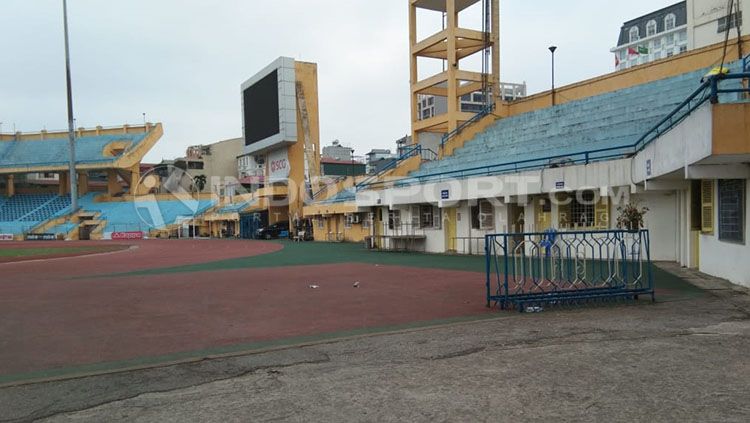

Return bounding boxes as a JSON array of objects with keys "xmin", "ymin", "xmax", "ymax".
[
  {"xmin": 355, "ymin": 144, "xmax": 424, "ymax": 190},
  {"xmin": 440, "ymin": 104, "xmax": 494, "ymax": 150},
  {"xmin": 358, "ymin": 72, "xmax": 750, "ymax": 191},
  {"xmin": 486, "ymin": 229, "xmax": 654, "ymax": 312}
]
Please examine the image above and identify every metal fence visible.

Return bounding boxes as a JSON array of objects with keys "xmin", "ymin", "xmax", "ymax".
[{"xmin": 485, "ymin": 229, "xmax": 654, "ymax": 311}]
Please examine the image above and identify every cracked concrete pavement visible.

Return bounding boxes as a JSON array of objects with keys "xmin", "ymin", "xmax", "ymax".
[{"xmin": 2, "ymin": 266, "xmax": 749, "ymax": 422}]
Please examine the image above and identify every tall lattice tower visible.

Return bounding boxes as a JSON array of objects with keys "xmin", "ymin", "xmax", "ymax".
[{"xmin": 409, "ymin": 0, "xmax": 499, "ymax": 151}]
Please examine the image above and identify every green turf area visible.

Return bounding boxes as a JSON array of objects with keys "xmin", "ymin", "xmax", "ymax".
[
  {"xmin": 117, "ymin": 240, "xmax": 486, "ymax": 276},
  {"xmin": 0, "ymin": 246, "xmax": 104, "ymax": 258},
  {"xmin": 109, "ymin": 240, "xmax": 705, "ymax": 297}
]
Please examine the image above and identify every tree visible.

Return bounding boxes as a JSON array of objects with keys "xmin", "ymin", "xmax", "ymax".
[{"xmin": 194, "ymin": 175, "xmax": 207, "ymax": 192}]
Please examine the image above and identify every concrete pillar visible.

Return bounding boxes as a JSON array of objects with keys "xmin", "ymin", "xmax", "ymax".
[
  {"xmin": 77, "ymin": 171, "xmax": 89, "ymax": 195},
  {"xmin": 58, "ymin": 172, "xmax": 69, "ymax": 195},
  {"xmin": 106, "ymin": 169, "xmax": 120, "ymax": 196},
  {"xmin": 130, "ymin": 166, "xmax": 141, "ymax": 195},
  {"xmin": 6, "ymin": 174, "xmax": 15, "ymax": 197}
]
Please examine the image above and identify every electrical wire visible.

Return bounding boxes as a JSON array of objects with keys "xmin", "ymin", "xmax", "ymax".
[{"xmin": 719, "ymin": 0, "xmax": 736, "ymax": 73}]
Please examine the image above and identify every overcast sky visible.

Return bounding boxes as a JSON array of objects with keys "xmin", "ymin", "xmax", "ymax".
[{"xmin": 0, "ymin": 0, "xmax": 678, "ymax": 162}]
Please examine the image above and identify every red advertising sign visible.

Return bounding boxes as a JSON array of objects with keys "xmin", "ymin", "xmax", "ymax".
[{"xmin": 111, "ymin": 231, "xmax": 144, "ymax": 240}]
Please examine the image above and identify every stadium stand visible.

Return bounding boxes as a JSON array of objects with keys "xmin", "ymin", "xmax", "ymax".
[
  {"xmin": 402, "ymin": 61, "xmax": 744, "ymax": 184},
  {"xmin": 77, "ymin": 194, "xmax": 216, "ymax": 234},
  {"xmin": 0, "ymin": 133, "xmax": 149, "ymax": 168},
  {"xmin": 0, "ymin": 194, "xmax": 72, "ymax": 235}
]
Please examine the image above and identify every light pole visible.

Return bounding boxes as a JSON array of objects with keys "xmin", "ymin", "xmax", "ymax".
[
  {"xmin": 63, "ymin": 0, "xmax": 78, "ymax": 210},
  {"xmin": 142, "ymin": 112, "xmax": 146, "ymax": 125},
  {"xmin": 549, "ymin": 46, "xmax": 557, "ymax": 106}
]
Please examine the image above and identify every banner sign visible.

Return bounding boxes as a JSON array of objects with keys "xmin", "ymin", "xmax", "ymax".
[
  {"xmin": 0, "ymin": 234, "xmax": 14, "ymax": 241},
  {"xmin": 26, "ymin": 234, "xmax": 56, "ymax": 241},
  {"xmin": 111, "ymin": 231, "xmax": 144, "ymax": 240},
  {"xmin": 268, "ymin": 148, "xmax": 290, "ymax": 181}
]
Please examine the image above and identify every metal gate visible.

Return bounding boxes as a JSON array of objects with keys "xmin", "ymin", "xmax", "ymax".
[{"xmin": 485, "ymin": 230, "xmax": 654, "ymax": 311}]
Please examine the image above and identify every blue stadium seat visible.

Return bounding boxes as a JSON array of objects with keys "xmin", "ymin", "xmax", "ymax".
[
  {"xmin": 0, "ymin": 133, "xmax": 149, "ymax": 169},
  {"xmin": 405, "ymin": 61, "xmax": 745, "ymax": 182},
  {"xmin": 77, "ymin": 194, "xmax": 217, "ymax": 233},
  {"xmin": 0, "ymin": 194, "xmax": 72, "ymax": 234}
]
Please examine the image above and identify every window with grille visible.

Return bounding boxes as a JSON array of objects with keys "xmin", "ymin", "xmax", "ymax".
[
  {"xmin": 718, "ymin": 12, "xmax": 742, "ymax": 33},
  {"xmin": 388, "ymin": 210, "xmax": 401, "ymax": 230},
  {"xmin": 646, "ymin": 20, "xmax": 657, "ymax": 37},
  {"xmin": 471, "ymin": 200, "xmax": 494, "ymax": 230},
  {"xmin": 571, "ymin": 191, "xmax": 596, "ymax": 228},
  {"xmin": 718, "ymin": 179, "xmax": 745, "ymax": 243},
  {"xmin": 362, "ymin": 213, "xmax": 371, "ymax": 229}
]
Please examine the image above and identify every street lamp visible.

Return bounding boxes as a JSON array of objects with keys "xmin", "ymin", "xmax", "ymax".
[{"xmin": 549, "ymin": 46, "xmax": 558, "ymax": 106}]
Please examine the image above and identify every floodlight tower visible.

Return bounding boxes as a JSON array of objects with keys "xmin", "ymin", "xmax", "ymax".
[
  {"xmin": 63, "ymin": 0, "xmax": 78, "ymax": 210},
  {"xmin": 409, "ymin": 0, "xmax": 500, "ymax": 151}
]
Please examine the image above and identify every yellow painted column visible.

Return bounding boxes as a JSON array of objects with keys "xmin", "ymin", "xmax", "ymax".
[
  {"xmin": 446, "ymin": 0, "xmax": 458, "ymax": 134},
  {"xmin": 77, "ymin": 171, "xmax": 89, "ymax": 195},
  {"xmin": 7, "ymin": 174, "xmax": 15, "ymax": 197},
  {"xmin": 58, "ymin": 172, "xmax": 69, "ymax": 195}
]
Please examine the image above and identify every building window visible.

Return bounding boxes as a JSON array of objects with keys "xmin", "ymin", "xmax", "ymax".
[
  {"xmin": 718, "ymin": 12, "xmax": 742, "ymax": 33},
  {"xmin": 718, "ymin": 179, "xmax": 745, "ymax": 243},
  {"xmin": 629, "ymin": 26, "xmax": 640, "ymax": 43},
  {"xmin": 471, "ymin": 200, "xmax": 495, "ymax": 230},
  {"xmin": 665, "ymin": 13, "xmax": 676, "ymax": 31},
  {"xmin": 679, "ymin": 45, "xmax": 687, "ymax": 54},
  {"xmin": 362, "ymin": 213, "xmax": 371, "ymax": 229},
  {"xmin": 646, "ymin": 20, "xmax": 657, "ymax": 37},
  {"xmin": 570, "ymin": 191, "xmax": 596, "ymax": 228},
  {"xmin": 388, "ymin": 210, "xmax": 401, "ymax": 230},
  {"xmin": 317, "ymin": 217, "xmax": 324, "ymax": 229}
]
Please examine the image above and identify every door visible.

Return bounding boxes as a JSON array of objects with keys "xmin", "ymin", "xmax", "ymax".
[
  {"xmin": 79, "ymin": 224, "xmax": 92, "ymax": 241},
  {"xmin": 444, "ymin": 208, "xmax": 457, "ymax": 252},
  {"xmin": 373, "ymin": 209, "xmax": 383, "ymax": 248}
]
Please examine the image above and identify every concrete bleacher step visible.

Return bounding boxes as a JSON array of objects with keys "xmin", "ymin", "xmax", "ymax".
[{"xmin": 409, "ymin": 61, "xmax": 744, "ymax": 180}]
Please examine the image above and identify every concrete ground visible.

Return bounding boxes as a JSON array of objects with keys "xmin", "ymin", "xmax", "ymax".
[{"xmin": 1, "ymin": 264, "xmax": 748, "ymax": 422}]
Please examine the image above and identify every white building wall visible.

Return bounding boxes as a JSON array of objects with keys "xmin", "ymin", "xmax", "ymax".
[
  {"xmin": 632, "ymin": 191, "xmax": 680, "ymax": 261},
  {"xmin": 699, "ymin": 179, "xmax": 750, "ymax": 288},
  {"xmin": 688, "ymin": 0, "xmax": 750, "ymax": 49}
]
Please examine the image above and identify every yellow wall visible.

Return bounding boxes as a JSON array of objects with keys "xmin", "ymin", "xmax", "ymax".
[
  {"xmin": 312, "ymin": 214, "xmax": 368, "ymax": 243},
  {"xmin": 287, "ymin": 61, "xmax": 321, "ymax": 222},
  {"xmin": 712, "ymin": 102, "xmax": 750, "ymax": 155}
]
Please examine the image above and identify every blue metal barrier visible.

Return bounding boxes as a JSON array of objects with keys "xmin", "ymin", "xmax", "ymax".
[{"xmin": 485, "ymin": 229, "xmax": 654, "ymax": 312}]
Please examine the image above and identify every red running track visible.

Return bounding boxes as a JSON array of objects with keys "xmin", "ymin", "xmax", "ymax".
[{"xmin": 0, "ymin": 240, "xmax": 488, "ymax": 379}]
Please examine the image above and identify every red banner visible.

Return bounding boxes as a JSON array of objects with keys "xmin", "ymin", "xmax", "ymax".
[{"xmin": 111, "ymin": 231, "xmax": 144, "ymax": 240}]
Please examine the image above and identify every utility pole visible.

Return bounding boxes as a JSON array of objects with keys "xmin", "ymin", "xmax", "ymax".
[{"xmin": 63, "ymin": 0, "xmax": 78, "ymax": 210}]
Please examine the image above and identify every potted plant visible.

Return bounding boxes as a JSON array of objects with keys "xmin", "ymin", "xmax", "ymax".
[{"xmin": 616, "ymin": 202, "xmax": 649, "ymax": 231}]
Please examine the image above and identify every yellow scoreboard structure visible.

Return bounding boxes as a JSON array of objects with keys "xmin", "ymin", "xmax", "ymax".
[{"xmin": 238, "ymin": 57, "xmax": 321, "ymax": 225}]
